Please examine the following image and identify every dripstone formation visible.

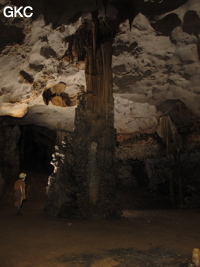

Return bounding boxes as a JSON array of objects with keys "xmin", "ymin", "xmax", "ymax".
[{"xmin": 45, "ymin": 16, "xmax": 121, "ymax": 218}]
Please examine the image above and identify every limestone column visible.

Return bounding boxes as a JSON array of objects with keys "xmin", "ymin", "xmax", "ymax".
[{"xmin": 45, "ymin": 17, "xmax": 121, "ymax": 218}]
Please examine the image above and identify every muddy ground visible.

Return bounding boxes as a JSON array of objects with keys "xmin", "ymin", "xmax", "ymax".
[{"xmin": 0, "ymin": 171, "xmax": 200, "ymax": 267}]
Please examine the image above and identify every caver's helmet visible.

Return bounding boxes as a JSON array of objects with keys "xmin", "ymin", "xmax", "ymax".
[{"xmin": 19, "ymin": 173, "xmax": 26, "ymax": 179}]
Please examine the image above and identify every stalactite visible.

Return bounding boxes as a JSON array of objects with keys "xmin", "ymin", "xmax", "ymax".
[
  {"xmin": 65, "ymin": 17, "xmax": 117, "ymax": 65},
  {"xmin": 157, "ymin": 115, "xmax": 182, "ymax": 161}
]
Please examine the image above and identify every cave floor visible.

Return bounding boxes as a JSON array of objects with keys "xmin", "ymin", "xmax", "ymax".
[{"xmin": 0, "ymin": 199, "xmax": 200, "ymax": 267}]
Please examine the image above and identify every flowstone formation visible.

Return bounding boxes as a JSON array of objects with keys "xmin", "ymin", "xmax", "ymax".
[{"xmin": 45, "ymin": 16, "xmax": 121, "ymax": 219}]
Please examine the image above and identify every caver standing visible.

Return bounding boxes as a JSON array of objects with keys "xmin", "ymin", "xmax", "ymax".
[{"xmin": 13, "ymin": 173, "xmax": 27, "ymax": 216}]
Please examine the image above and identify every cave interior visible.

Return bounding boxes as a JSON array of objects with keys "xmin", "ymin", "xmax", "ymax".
[{"xmin": 0, "ymin": 0, "xmax": 200, "ymax": 219}]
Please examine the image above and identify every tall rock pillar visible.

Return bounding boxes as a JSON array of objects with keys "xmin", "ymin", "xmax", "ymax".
[{"xmin": 45, "ymin": 17, "xmax": 121, "ymax": 218}]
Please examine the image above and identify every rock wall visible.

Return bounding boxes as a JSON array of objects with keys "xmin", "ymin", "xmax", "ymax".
[
  {"xmin": 0, "ymin": 120, "xmax": 21, "ymax": 198},
  {"xmin": 116, "ymin": 125, "xmax": 200, "ymax": 208},
  {"xmin": 0, "ymin": 120, "xmax": 20, "ymax": 176}
]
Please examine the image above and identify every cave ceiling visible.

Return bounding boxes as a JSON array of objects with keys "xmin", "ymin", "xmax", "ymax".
[
  {"xmin": 9, "ymin": 0, "xmax": 189, "ymax": 26},
  {"xmin": 0, "ymin": 0, "xmax": 200, "ymax": 134}
]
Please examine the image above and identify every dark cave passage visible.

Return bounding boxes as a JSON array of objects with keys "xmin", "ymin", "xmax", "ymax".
[
  {"xmin": 18, "ymin": 125, "xmax": 56, "ymax": 173},
  {"xmin": 17, "ymin": 125, "xmax": 56, "ymax": 201},
  {"xmin": 0, "ymin": 121, "xmax": 57, "ymax": 202}
]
